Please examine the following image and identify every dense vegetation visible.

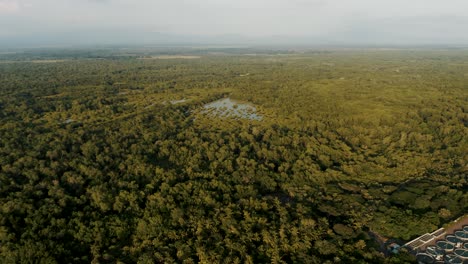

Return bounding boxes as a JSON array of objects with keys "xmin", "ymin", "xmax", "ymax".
[{"xmin": 0, "ymin": 48, "xmax": 467, "ymax": 263}]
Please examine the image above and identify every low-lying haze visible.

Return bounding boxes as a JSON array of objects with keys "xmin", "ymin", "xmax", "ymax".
[{"xmin": 1, "ymin": 0, "xmax": 467, "ymax": 47}]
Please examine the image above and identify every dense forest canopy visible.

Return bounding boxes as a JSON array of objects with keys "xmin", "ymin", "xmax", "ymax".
[{"xmin": 0, "ymin": 48, "xmax": 467, "ymax": 263}]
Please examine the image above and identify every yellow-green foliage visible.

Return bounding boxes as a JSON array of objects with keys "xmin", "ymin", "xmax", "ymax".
[{"xmin": 0, "ymin": 48, "xmax": 466, "ymax": 263}]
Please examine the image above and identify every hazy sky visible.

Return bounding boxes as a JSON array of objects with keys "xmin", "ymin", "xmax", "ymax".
[{"xmin": 1, "ymin": 0, "xmax": 468, "ymax": 46}]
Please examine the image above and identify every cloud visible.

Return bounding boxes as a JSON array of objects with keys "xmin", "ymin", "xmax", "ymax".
[
  {"xmin": 0, "ymin": 0, "xmax": 20, "ymax": 13},
  {"xmin": 1, "ymin": 0, "xmax": 468, "ymax": 46}
]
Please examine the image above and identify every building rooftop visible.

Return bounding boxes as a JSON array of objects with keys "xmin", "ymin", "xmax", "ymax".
[{"xmin": 409, "ymin": 216, "xmax": 468, "ymax": 264}]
